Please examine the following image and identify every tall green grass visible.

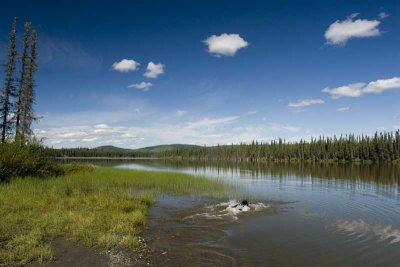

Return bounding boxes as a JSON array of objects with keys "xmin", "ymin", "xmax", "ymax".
[{"xmin": 0, "ymin": 168, "xmax": 228, "ymax": 266}]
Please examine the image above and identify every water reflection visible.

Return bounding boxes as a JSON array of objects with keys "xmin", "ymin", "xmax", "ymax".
[
  {"xmin": 61, "ymin": 158, "xmax": 400, "ymax": 194},
  {"xmin": 60, "ymin": 158, "xmax": 400, "ymax": 266},
  {"xmin": 60, "ymin": 159, "xmax": 400, "ymax": 182}
]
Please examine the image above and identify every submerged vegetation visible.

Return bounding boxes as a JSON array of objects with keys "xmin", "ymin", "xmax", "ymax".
[
  {"xmin": 0, "ymin": 168, "xmax": 227, "ymax": 266},
  {"xmin": 48, "ymin": 131, "xmax": 400, "ymax": 163}
]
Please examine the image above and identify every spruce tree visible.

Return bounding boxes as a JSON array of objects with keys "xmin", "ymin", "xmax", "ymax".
[
  {"xmin": 15, "ymin": 22, "xmax": 32, "ymax": 140},
  {"xmin": 0, "ymin": 17, "xmax": 18, "ymax": 143},
  {"xmin": 20, "ymin": 30, "xmax": 38, "ymax": 138}
]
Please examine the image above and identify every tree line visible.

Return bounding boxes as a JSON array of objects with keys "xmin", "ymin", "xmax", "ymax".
[
  {"xmin": 161, "ymin": 131, "xmax": 400, "ymax": 163},
  {"xmin": 45, "ymin": 147, "xmax": 152, "ymax": 158},
  {"xmin": 47, "ymin": 131, "xmax": 400, "ymax": 163},
  {"xmin": 0, "ymin": 17, "xmax": 38, "ymax": 143}
]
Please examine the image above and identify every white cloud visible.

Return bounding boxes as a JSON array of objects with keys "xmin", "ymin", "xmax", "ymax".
[
  {"xmin": 322, "ymin": 83, "xmax": 364, "ymax": 98},
  {"xmin": 393, "ymin": 125, "xmax": 400, "ymax": 130},
  {"xmin": 127, "ymin": 82, "xmax": 153, "ymax": 91},
  {"xmin": 204, "ymin": 33, "xmax": 249, "ymax": 56},
  {"xmin": 35, "ymin": 115, "xmax": 242, "ymax": 148},
  {"xmin": 186, "ymin": 116, "xmax": 240, "ymax": 130},
  {"xmin": 363, "ymin": 77, "xmax": 400, "ymax": 94},
  {"xmin": 34, "ymin": 109, "xmax": 308, "ymax": 148},
  {"xmin": 144, "ymin": 62, "xmax": 164, "ymax": 78},
  {"xmin": 337, "ymin": 107, "xmax": 350, "ymax": 112},
  {"xmin": 288, "ymin": 99, "xmax": 325, "ymax": 108},
  {"xmin": 324, "ymin": 14, "xmax": 381, "ymax": 45},
  {"xmin": 112, "ymin": 59, "xmax": 140, "ymax": 72},
  {"xmin": 379, "ymin": 12, "xmax": 389, "ymax": 19},
  {"xmin": 322, "ymin": 77, "xmax": 400, "ymax": 99}
]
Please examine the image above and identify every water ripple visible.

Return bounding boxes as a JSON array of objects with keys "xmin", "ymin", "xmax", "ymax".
[{"xmin": 331, "ymin": 219, "xmax": 400, "ymax": 244}]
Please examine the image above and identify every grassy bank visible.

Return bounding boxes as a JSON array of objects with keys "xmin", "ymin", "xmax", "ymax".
[{"xmin": 0, "ymin": 168, "xmax": 227, "ymax": 266}]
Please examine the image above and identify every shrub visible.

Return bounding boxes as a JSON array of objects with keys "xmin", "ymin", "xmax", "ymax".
[{"xmin": 0, "ymin": 141, "xmax": 62, "ymax": 182}]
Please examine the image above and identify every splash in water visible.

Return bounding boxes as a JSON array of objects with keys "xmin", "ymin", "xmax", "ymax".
[{"xmin": 184, "ymin": 200, "xmax": 270, "ymax": 221}]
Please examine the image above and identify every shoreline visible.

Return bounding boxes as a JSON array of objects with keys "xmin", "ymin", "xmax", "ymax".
[
  {"xmin": 27, "ymin": 236, "xmax": 152, "ymax": 267},
  {"xmin": 0, "ymin": 168, "xmax": 227, "ymax": 266},
  {"xmin": 55, "ymin": 156, "xmax": 400, "ymax": 165}
]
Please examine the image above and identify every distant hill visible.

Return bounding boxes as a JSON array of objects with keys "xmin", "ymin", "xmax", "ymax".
[
  {"xmin": 95, "ymin": 145, "xmax": 132, "ymax": 152},
  {"xmin": 134, "ymin": 144, "xmax": 201, "ymax": 153},
  {"xmin": 95, "ymin": 144, "xmax": 201, "ymax": 153}
]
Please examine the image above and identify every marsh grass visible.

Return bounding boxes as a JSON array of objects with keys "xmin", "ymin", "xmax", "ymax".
[{"xmin": 0, "ymin": 168, "xmax": 228, "ymax": 266}]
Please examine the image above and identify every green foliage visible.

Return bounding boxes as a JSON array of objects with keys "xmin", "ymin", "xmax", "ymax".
[
  {"xmin": 0, "ymin": 141, "xmax": 62, "ymax": 182},
  {"xmin": 20, "ymin": 29, "xmax": 38, "ymax": 138},
  {"xmin": 0, "ymin": 168, "xmax": 227, "ymax": 266},
  {"xmin": 46, "ymin": 131, "xmax": 400, "ymax": 163},
  {"xmin": 161, "ymin": 131, "xmax": 400, "ymax": 163},
  {"xmin": 134, "ymin": 144, "xmax": 201, "ymax": 153},
  {"xmin": 45, "ymin": 144, "xmax": 200, "ymax": 158},
  {"xmin": 15, "ymin": 22, "xmax": 32, "ymax": 139}
]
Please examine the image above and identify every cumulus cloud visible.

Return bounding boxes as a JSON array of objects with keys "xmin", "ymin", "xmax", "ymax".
[
  {"xmin": 204, "ymin": 33, "xmax": 249, "ymax": 56},
  {"xmin": 112, "ymin": 59, "xmax": 140, "ymax": 72},
  {"xmin": 288, "ymin": 99, "xmax": 325, "ymax": 108},
  {"xmin": 324, "ymin": 14, "xmax": 381, "ymax": 45},
  {"xmin": 363, "ymin": 77, "xmax": 400, "ymax": 94},
  {"xmin": 144, "ymin": 62, "xmax": 164, "ymax": 78},
  {"xmin": 322, "ymin": 77, "xmax": 400, "ymax": 99},
  {"xmin": 322, "ymin": 83, "xmax": 364, "ymax": 98},
  {"xmin": 337, "ymin": 107, "xmax": 350, "ymax": 112},
  {"xmin": 127, "ymin": 82, "xmax": 153, "ymax": 91}
]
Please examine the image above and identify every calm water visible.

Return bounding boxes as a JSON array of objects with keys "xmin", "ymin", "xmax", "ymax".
[{"xmin": 73, "ymin": 159, "xmax": 400, "ymax": 266}]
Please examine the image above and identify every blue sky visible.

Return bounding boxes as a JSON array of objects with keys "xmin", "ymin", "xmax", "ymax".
[{"xmin": 1, "ymin": 0, "xmax": 400, "ymax": 148}]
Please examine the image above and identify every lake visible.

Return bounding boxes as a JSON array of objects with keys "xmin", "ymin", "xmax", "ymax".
[{"xmin": 70, "ymin": 159, "xmax": 400, "ymax": 266}]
